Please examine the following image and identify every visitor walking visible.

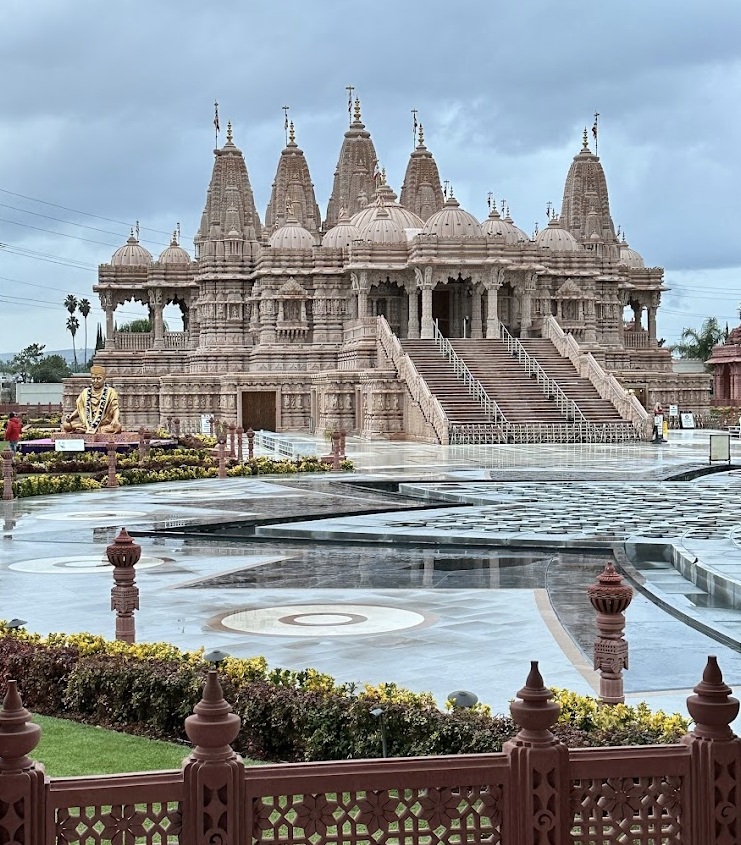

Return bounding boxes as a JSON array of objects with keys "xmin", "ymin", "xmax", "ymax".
[
  {"xmin": 652, "ymin": 402, "xmax": 664, "ymax": 443},
  {"xmin": 4, "ymin": 412, "xmax": 22, "ymax": 459}
]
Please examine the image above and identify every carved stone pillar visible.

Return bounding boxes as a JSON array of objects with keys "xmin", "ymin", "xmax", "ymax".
[
  {"xmin": 100, "ymin": 292, "xmax": 115, "ymax": 349},
  {"xmin": 471, "ymin": 286, "xmax": 483, "ymax": 338},
  {"xmin": 182, "ymin": 672, "xmax": 244, "ymax": 845},
  {"xmin": 2, "ymin": 448, "xmax": 12, "ymax": 501},
  {"xmin": 504, "ymin": 662, "xmax": 570, "ymax": 844},
  {"xmin": 406, "ymin": 287, "xmax": 419, "ymax": 338},
  {"xmin": 681, "ymin": 657, "xmax": 741, "ymax": 845},
  {"xmin": 106, "ymin": 441, "xmax": 118, "ymax": 488},
  {"xmin": 587, "ymin": 561, "xmax": 633, "ymax": 704},
  {"xmin": 150, "ymin": 290, "xmax": 165, "ymax": 348},
  {"xmin": 0, "ymin": 681, "xmax": 46, "ymax": 845},
  {"xmin": 648, "ymin": 306, "xmax": 657, "ymax": 344},
  {"xmin": 485, "ymin": 280, "xmax": 501, "ymax": 338},
  {"xmin": 217, "ymin": 434, "xmax": 227, "ymax": 479},
  {"xmin": 108, "ymin": 527, "xmax": 141, "ymax": 643}
]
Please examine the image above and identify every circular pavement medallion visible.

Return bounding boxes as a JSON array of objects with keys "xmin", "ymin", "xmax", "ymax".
[
  {"xmin": 10, "ymin": 554, "xmax": 167, "ymax": 574},
  {"xmin": 212, "ymin": 603, "xmax": 432, "ymax": 637},
  {"xmin": 36, "ymin": 511, "xmax": 147, "ymax": 522}
]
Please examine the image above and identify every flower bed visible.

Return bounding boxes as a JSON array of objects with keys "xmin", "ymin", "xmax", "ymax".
[{"xmin": 0, "ymin": 626, "xmax": 688, "ymax": 761}]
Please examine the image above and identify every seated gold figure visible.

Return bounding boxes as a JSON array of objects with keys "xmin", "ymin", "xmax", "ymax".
[{"xmin": 63, "ymin": 365, "xmax": 122, "ymax": 434}]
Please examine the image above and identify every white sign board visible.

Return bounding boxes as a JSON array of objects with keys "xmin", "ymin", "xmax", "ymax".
[
  {"xmin": 55, "ymin": 439, "xmax": 85, "ymax": 452},
  {"xmin": 200, "ymin": 414, "xmax": 212, "ymax": 435},
  {"xmin": 681, "ymin": 413, "xmax": 695, "ymax": 429},
  {"xmin": 709, "ymin": 433, "xmax": 731, "ymax": 464},
  {"xmin": 669, "ymin": 404, "xmax": 678, "ymax": 417}
]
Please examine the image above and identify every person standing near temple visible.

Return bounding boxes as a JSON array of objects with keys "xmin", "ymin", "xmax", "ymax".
[
  {"xmin": 652, "ymin": 401, "xmax": 664, "ymax": 443},
  {"xmin": 4, "ymin": 412, "xmax": 22, "ymax": 459}
]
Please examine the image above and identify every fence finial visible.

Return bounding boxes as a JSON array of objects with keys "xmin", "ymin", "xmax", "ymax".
[
  {"xmin": 686, "ymin": 655, "xmax": 739, "ymax": 741},
  {"xmin": 509, "ymin": 661, "xmax": 561, "ymax": 742},
  {"xmin": 185, "ymin": 670, "xmax": 241, "ymax": 761},
  {"xmin": 0, "ymin": 680, "xmax": 41, "ymax": 770}
]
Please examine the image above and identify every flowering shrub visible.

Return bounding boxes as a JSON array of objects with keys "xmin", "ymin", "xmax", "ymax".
[
  {"xmin": 0, "ymin": 626, "xmax": 688, "ymax": 762},
  {"xmin": 12, "ymin": 474, "xmax": 102, "ymax": 497}
]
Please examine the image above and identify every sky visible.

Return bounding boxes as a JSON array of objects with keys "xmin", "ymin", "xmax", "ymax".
[{"xmin": 1, "ymin": 0, "xmax": 740, "ymax": 358}]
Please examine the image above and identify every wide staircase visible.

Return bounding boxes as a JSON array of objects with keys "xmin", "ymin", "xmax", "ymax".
[{"xmin": 399, "ymin": 334, "xmax": 638, "ymax": 444}]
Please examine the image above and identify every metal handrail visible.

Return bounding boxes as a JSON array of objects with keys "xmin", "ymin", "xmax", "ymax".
[
  {"xmin": 498, "ymin": 323, "xmax": 590, "ymax": 426},
  {"xmin": 432, "ymin": 321, "xmax": 509, "ymax": 428}
]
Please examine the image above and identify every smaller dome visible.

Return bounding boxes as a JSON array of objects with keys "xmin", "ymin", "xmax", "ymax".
[
  {"xmin": 158, "ymin": 232, "xmax": 191, "ymax": 264},
  {"xmin": 536, "ymin": 217, "xmax": 580, "ymax": 252},
  {"xmin": 618, "ymin": 238, "xmax": 645, "ymax": 268},
  {"xmin": 422, "ymin": 194, "xmax": 481, "ymax": 238},
  {"xmin": 361, "ymin": 205, "xmax": 407, "ymax": 245},
  {"xmin": 481, "ymin": 206, "xmax": 527, "ymax": 244},
  {"xmin": 111, "ymin": 231, "xmax": 153, "ymax": 266},
  {"xmin": 322, "ymin": 209, "xmax": 361, "ymax": 249},
  {"xmin": 269, "ymin": 207, "xmax": 315, "ymax": 250}
]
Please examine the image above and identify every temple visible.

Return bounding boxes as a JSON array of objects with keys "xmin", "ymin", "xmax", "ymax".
[{"xmin": 72, "ymin": 104, "xmax": 710, "ymax": 443}]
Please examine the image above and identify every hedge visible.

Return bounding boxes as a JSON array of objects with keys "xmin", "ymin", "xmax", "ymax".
[{"xmin": 0, "ymin": 627, "xmax": 689, "ymax": 761}]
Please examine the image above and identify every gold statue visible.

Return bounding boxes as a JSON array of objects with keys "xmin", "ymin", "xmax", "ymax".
[{"xmin": 63, "ymin": 365, "xmax": 122, "ymax": 434}]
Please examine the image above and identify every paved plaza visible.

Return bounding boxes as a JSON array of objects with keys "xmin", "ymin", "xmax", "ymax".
[{"xmin": 3, "ymin": 429, "xmax": 741, "ymax": 722}]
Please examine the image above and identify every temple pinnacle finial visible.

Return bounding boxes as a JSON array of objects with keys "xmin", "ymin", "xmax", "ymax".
[
  {"xmin": 353, "ymin": 97, "xmax": 361, "ymax": 123},
  {"xmin": 582, "ymin": 127, "xmax": 589, "ymax": 150},
  {"xmin": 288, "ymin": 120, "xmax": 296, "ymax": 145},
  {"xmin": 381, "ymin": 166, "xmax": 387, "ymax": 186},
  {"xmin": 226, "ymin": 121, "xmax": 233, "ymax": 144},
  {"xmin": 418, "ymin": 123, "xmax": 425, "ymax": 146}
]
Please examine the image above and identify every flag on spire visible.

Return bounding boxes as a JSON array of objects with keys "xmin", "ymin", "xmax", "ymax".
[
  {"xmin": 214, "ymin": 101, "xmax": 220, "ymax": 134},
  {"xmin": 592, "ymin": 111, "xmax": 599, "ymax": 154}
]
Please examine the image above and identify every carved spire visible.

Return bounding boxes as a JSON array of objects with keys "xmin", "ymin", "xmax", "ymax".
[
  {"xmin": 400, "ymin": 123, "xmax": 444, "ymax": 222},
  {"xmin": 560, "ymin": 129, "xmax": 617, "ymax": 246},
  {"xmin": 325, "ymin": 101, "xmax": 379, "ymax": 230},
  {"xmin": 265, "ymin": 120, "xmax": 321, "ymax": 238},
  {"xmin": 194, "ymin": 124, "xmax": 262, "ymax": 263}
]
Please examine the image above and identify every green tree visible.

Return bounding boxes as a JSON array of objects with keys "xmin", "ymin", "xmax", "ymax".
[
  {"xmin": 64, "ymin": 294, "xmax": 78, "ymax": 317},
  {"xmin": 66, "ymin": 314, "xmax": 80, "ymax": 369},
  {"xmin": 30, "ymin": 354, "xmax": 72, "ymax": 382},
  {"xmin": 117, "ymin": 318, "xmax": 152, "ymax": 333},
  {"xmin": 671, "ymin": 317, "xmax": 725, "ymax": 362},
  {"xmin": 1, "ymin": 343, "xmax": 46, "ymax": 382},
  {"xmin": 79, "ymin": 297, "xmax": 91, "ymax": 366}
]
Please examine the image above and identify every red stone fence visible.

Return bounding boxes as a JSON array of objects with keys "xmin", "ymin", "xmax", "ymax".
[{"xmin": 2, "ymin": 655, "xmax": 741, "ymax": 844}]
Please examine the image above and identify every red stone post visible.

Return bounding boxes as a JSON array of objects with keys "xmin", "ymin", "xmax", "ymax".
[
  {"xmin": 217, "ymin": 434, "xmax": 227, "ymax": 479},
  {"xmin": 236, "ymin": 426, "xmax": 244, "ymax": 462},
  {"xmin": 108, "ymin": 527, "xmax": 141, "ymax": 643},
  {"xmin": 228, "ymin": 422, "xmax": 236, "ymax": 458},
  {"xmin": 682, "ymin": 656, "xmax": 741, "ymax": 844},
  {"xmin": 106, "ymin": 440, "xmax": 118, "ymax": 488},
  {"xmin": 504, "ymin": 661, "xmax": 570, "ymax": 844},
  {"xmin": 2, "ymin": 448, "xmax": 13, "ymax": 501},
  {"xmin": 173, "ymin": 417, "xmax": 181, "ymax": 437},
  {"xmin": 209, "ymin": 415, "xmax": 215, "ymax": 436},
  {"xmin": 0, "ymin": 681, "xmax": 46, "ymax": 845},
  {"xmin": 246, "ymin": 427, "xmax": 255, "ymax": 460},
  {"xmin": 587, "ymin": 561, "xmax": 633, "ymax": 704},
  {"xmin": 339, "ymin": 429, "xmax": 347, "ymax": 458},
  {"xmin": 182, "ymin": 671, "xmax": 244, "ymax": 845},
  {"xmin": 331, "ymin": 430, "xmax": 341, "ymax": 471}
]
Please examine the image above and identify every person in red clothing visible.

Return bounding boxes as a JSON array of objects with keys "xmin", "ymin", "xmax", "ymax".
[{"xmin": 4, "ymin": 412, "xmax": 22, "ymax": 459}]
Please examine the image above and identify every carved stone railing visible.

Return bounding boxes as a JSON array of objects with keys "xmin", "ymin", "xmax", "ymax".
[
  {"xmin": 3, "ymin": 656, "xmax": 741, "ymax": 845},
  {"xmin": 163, "ymin": 331, "xmax": 189, "ymax": 349},
  {"xmin": 499, "ymin": 322, "xmax": 588, "ymax": 425},
  {"xmin": 624, "ymin": 329, "xmax": 651, "ymax": 348},
  {"xmin": 542, "ymin": 315, "xmax": 651, "ymax": 438},
  {"xmin": 377, "ymin": 316, "xmax": 450, "ymax": 444},
  {"xmin": 343, "ymin": 317, "xmax": 377, "ymax": 344},
  {"xmin": 114, "ymin": 331, "xmax": 152, "ymax": 350},
  {"xmin": 432, "ymin": 322, "xmax": 509, "ymax": 429}
]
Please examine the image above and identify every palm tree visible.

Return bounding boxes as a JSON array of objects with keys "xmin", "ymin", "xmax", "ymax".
[
  {"xmin": 66, "ymin": 315, "xmax": 80, "ymax": 370},
  {"xmin": 671, "ymin": 317, "xmax": 725, "ymax": 363},
  {"xmin": 79, "ymin": 298, "xmax": 91, "ymax": 366},
  {"xmin": 64, "ymin": 294, "xmax": 78, "ymax": 317}
]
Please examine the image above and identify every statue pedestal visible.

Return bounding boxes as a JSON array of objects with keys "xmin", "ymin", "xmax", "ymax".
[{"xmin": 53, "ymin": 431, "xmax": 140, "ymax": 444}]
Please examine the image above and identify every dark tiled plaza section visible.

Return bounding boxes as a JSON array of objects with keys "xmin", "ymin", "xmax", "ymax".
[{"xmin": 4, "ymin": 430, "xmax": 741, "ymax": 721}]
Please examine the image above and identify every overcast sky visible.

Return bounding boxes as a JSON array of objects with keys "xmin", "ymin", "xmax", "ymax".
[{"xmin": 1, "ymin": 0, "xmax": 740, "ymax": 358}]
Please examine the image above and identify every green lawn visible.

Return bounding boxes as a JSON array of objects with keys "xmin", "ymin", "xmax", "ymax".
[{"xmin": 33, "ymin": 714, "xmax": 189, "ymax": 776}]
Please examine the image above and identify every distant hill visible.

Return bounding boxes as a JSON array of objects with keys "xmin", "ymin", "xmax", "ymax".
[{"xmin": 0, "ymin": 348, "xmax": 77, "ymax": 365}]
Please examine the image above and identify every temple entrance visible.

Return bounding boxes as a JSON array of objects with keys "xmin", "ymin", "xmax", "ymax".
[
  {"xmin": 432, "ymin": 289, "xmax": 451, "ymax": 337},
  {"xmin": 241, "ymin": 390, "xmax": 277, "ymax": 431}
]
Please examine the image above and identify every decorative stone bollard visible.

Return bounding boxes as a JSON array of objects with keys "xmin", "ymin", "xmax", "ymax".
[
  {"xmin": 236, "ymin": 426, "xmax": 244, "ymax": 462},
  {"xmin": 1, "ymin": 448, "xmax": 13, "ymax": 501},
  {"xmin": 587, "ymin": 561, "xmax": 633, "ymax": 704},
  {"xmin": 166, "ymin": 415, "xmax": 173, "ymax": 434},
  {"xmin": 142, "ymin": 429, "xmax": 152, "ymax": 462},
  {"xmin": 0, "ymin": 681, "xmax": 46, "ymax": 845},
  {"xmin": 247, "ymin": 427, "xmax": 255, "ymax": 460},
  {"xmin": 504, "ymin": 661, "xmax": 570, "ymax": 842},
  {"xmin": 339, "ymin": 429, "xmax": 347, "ymax": 458},
  {"xmin": 173, "ymin": 417, "xmax": 181, "ymax": 437},
  {"xmin": 228, "ymin": 422, "xmax": 237, "ymax": 458},
  {"xmin": 107, "ymin": 527, "xmax": 141, "ymax": 643},
  {"xmin": 209, "ymin": 415, "xmax": 215, "ymax": 436},
  {"xmin": 217, "ymin": 434, "xmax": 227, "ymax": 479},
  {"xmin": 183, "ymin": 671, "xmax": 245, "ymax": 844},
  {"xmin": 106, "ymin": 441, "xmax": 118, "ymax": 488},
  {"xmin": 331, "ymin": 430, "xmax": 342, "ymax": 471}
]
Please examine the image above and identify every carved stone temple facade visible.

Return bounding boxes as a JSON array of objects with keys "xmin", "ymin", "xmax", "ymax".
[{"xmin": 72, "ymin": 104, "xmax": 709, "ymax": 440}]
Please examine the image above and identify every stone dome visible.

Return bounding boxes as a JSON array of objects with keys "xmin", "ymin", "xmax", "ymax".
[
  {"xmin": 619, "ymin": 239, "xmax": 645, "ymax": 268},
  {"xmin": 158, "ymin": 233, "xmax": 191, "ymax": 264},
  {"xmin": 111, "ymin": 232, "xmax": 153, "ymax": 266},
  {"xmin": 422, "ymin": 195, "xmax": 481, "ymax": 238},
  {"xmin": 269, "ymin": 210, "xmax": 315, "ymax": 249},
  {"xmin": 536, "ymin": 217, "xmax": 580, "ymax": 252},
  {"xmin": 321, "ymin": 209, "xmax": 362, "ymax": 249},
  {"xmin": 481, "ymin": 207, "xmax": 527, "ymax": 244},
  {"xmin": 350, "ymin": 183, "xmax": 424, "ymax": 231},
  {"xmin": 360, "ymin": 205, "xmax": 407, "ymax": 245}
]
